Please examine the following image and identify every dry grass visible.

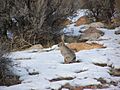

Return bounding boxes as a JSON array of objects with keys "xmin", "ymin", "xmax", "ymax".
[
  {"xmin": 49, "ymin": 77, "xmax": 74, "ymax": 82},
  {"xmin": 60, "ymin": 83, "xmax": 104, "ymax": 90},
  {"xmin": 60, "ymin": 19, "xmax": 72, "ymax": 26}
]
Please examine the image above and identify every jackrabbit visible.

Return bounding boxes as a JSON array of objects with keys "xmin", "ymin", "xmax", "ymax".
[{"xmin": 58, "ymin": 35, "xmax": 76, "ymax": 64}]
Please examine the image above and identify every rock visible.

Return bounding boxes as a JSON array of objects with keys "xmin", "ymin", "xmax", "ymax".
[
  {"xmin": 115, "ymin": 30, "xmax": 120, "ymax": 35},
  {"xmin": 62, "ymin": 19, "xmax": 72, "ymax": 26},
  {"xmin": 67, "ymin": 42, "xmax": 105, "ymax": 52},
  {"xmin": 79, "ymin": 33, "xmax": 101, "ymax": 41},
  {"xmin": 64, "ymin": 35, "xmax": 79, "ymax": 43},
  {"xmin": 53, "ymin": 19, "xmax": 72, "ymax": 27},
  {"xmin": 27, "ymin": 44, "xmax": 43, "ymax": 50},
  {"xmin": 79, "ymin": 27, "xmax": 104, "ymax": 41},
  {"xmin": 82, "ymin": 27, "xmax": 104, "ymax": 35},
  {"xmin": 109, "ymin": 68, "xmax": 120, "ymax": 76},
  {"xmin": 88, "ymin": 22, "xmax": 105, "ymax": 28},
  {"xmin": 75, "ymin": 16, "xmax": 90, "ymax": 26},
  {"xmin": 61, "ymin": 83, "xmax": 101, "ymax": 90}
]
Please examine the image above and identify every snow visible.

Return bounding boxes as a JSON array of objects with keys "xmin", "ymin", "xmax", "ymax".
[
  {"xmin": 1, "ymin": 9, "xmax": 120, "ymax": 90},
  {"xmin": 70, "ymin": 78, "xmax": 101, "ymax": 86},
  {"xmin": 63, "ymin": 24, "xmax": 88, "ymax": 36},
  {"xmin": 68, "ymin": 9, "xmax": 88, "ymax": 22}
]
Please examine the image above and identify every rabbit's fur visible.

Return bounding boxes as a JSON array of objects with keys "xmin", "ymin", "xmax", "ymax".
[{"xmin": 58, "ymin": 35, "xmax": 76, "ymax": 63}]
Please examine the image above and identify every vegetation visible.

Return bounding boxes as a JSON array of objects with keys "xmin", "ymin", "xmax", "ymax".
[
  {"xmin": 84, "ymin": 0, "xmax": 120, "ymax": 28},
  {"xmin": 85, "ymin": 0, "xmax": 114, "ymax": 23},
  {"xmin": 0, "ymin": 38, "xmax": 21, "ymax": 86},
  {"xmin": 0, "ymin": 0, "xmax": 82, "ymax": 49}
]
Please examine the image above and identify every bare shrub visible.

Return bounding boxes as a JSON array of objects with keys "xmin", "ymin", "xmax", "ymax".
[
  {"xmin": 112, "ymin": 0, "xmax": 120, "ymax": 27},
  {"xmin": 114, "ymin": 0, "xmax": 120, "ymax": 17},
  {"xmin": 0, "ymin": 0, "xmax": 83, "ymax": 50},
  {"xmin": 85, "ymin": 0, "xmax": 115, "ymax": 23},
  {"xmin": 0, "ymin": 38, "xmax": 21, "ymax": 86}
]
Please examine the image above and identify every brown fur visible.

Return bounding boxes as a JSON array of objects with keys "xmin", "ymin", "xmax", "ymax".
[{"xmin": 58, "ymin": 42, "xmax": 76, "ymax": 64}]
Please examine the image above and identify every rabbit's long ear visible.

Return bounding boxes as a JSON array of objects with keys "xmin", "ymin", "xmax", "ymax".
[{"xmin": 61, "ymin": 34, "xmax": 65, "ymax": 43}]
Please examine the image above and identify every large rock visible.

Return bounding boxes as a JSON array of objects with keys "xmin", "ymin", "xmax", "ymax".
[
  {"xmin": 64, "ymin": 35, "xmax": 79, "ymax": 43},
  {"xmin": 81, "ymin": 27, "xmax": 104, "ymax": 35},
  {"xmin": 75, "ymin": 16, "xmax": 90, "ymax": 26},
  {"xmin": 67, "ymin": 42, "xmax": 105, "ymax": 52},
  {"xmin": 115, "ymin": 30, "xmax": 120, "ymax": 35},
  {"xmin": 53, "ymin": 19, "xmax": 72, "ymax": 27},
  {"xmin": 88, "ymin": 22, "xmax": 105, "ymax": 28},
  {"xmin": 27, "ymin": 44, "xmax": 43, "ymax": 50},
  {"xmin": 79, "ymin": 27, "xmax": 104, "ymax": 41}
]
